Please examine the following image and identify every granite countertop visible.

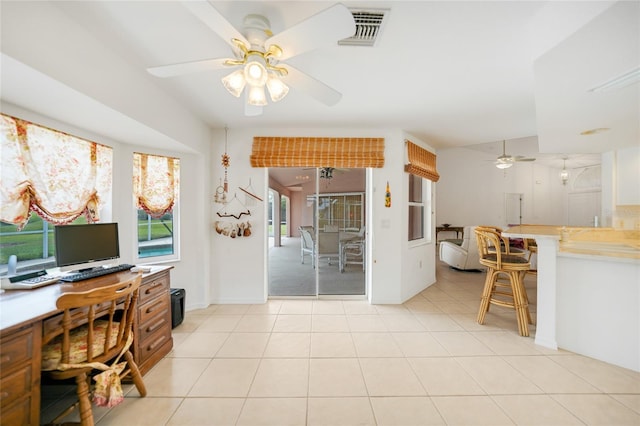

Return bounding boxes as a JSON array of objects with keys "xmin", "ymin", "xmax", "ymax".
[{"xmin": 504, "ymin": 225, "xmax": 640, "ymax": 260}]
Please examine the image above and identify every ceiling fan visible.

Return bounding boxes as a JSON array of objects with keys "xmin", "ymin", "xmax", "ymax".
[
  {"xmin": 303, "ymin": 167, "xmax": 350, "ymax": 179},
  {"xmin": 147, "ymin": 1, "xmax": 356, "ymax": 116},
  {"xmin": 495, "ymin": 140, "xmax": 536, "ymax": 169}
]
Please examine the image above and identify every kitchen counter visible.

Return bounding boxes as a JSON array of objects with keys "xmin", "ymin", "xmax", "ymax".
[
  {"xmin": 504, "ymin": 225, "xmax": 639, "ymax": 260},
  {"xmin": 503, "ymin": 225, "xmax": 640, "ymax": 372}
]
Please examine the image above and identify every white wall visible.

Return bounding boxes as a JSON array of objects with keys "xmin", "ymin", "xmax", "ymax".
[
  {"xmin": 436, "ymin": 146, "xmax": 568, "ymax": 228},
  {"xmin": 209, "ymin": 128, "xmax": 438, "ymax": 305},
  {"xmin": 400, "ymin": 133, "xmax": 437, "ymax": 301}
]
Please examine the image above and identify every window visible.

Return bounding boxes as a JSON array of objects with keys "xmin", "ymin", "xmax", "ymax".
[
  {"xmin": 0, "ymin": 213, "xmax": 88, "ymax": 271},
  {"xmin": 408, "ymin": 174, "xmax": 425, "ymax": 241},
  {"xmin": 133, "ymin": 153, "xmax": 180, "ymax": 262},
  {"xmin": 0, "ymin": 114, "xmax": 112, "ymax": 273},
  {"xmin": 404, "ymin": 140, "xmax": 437, "ymax": 242}
]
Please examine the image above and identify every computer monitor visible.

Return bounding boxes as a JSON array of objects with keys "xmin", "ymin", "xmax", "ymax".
[{"xmin": 54, "ymin": 223, "xmax": 120, "ymax": 270}]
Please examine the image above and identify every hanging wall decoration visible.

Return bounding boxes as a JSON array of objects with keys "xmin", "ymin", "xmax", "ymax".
[
  {"xmin": 213, "ymin": 127, "xmax": 254, "ymax": 238},
  {"xmin": 239, "ymin": 178, "xmax": 263, "ymax": 207},
  {"xmin": 214, "ymin": 219, "xmax": 252, "ymax": 238},
  {"xmin": 385, "ymin": 181, "xmax": 391, "ymax": 208}
]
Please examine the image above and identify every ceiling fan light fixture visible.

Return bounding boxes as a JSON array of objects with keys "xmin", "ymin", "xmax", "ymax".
[
  {"xmin": 496, "ymin": 161, "xmax": 513, "ymax": 169},
  {"xmin": 560, "ymin": 159, "xmax": 569, "ymax": 185},
  {"xmin": 247, "ymin": 84, "xmax": 268, "ymax": 106},
  {"xmin": 320, "ymin": 167, "xmax": 334, "ymax": 179},
  {"xmin": 266, "ymin": 73, "xmax": 289, "ymax": 102},
  {"xmin": 221, "ymin": 69, "xmax": 246, "ymax": 97},
  {"xmin": 244, "ymin": 56, "xmax": 268, "ymax": 87}
]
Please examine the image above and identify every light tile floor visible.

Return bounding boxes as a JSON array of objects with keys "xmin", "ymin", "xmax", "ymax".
[{"xmin": 42, "ymin": 262, "xmax": 640, "ymax": 425}]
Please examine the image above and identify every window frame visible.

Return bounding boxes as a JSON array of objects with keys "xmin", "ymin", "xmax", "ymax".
[
  {"xmin": 132, "ymin": 152, "xmax": 181, "ymax": 264},
  {"xmin": 134, "ymin": 206, "xmax": 180, "ymax": 264},
  {"xmin": 408, "ymin": 173, "xmax": 432, "ymax": 243}
]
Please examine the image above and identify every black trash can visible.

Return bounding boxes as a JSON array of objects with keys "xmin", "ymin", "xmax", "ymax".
[{"xmin": 170, "ymin": 288, "xmax": 185, "ymax": 329}]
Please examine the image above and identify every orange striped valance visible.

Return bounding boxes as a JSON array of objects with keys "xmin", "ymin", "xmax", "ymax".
[
  {"xmin": 404, "ymin": 140, "xmax": 440, "ymax": 182},
  {"xmin": 250, "ymin": 136, "xmax": 385, "ymax": 168}
]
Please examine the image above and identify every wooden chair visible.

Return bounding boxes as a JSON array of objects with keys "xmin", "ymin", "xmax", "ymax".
[
  {"xmin": 474, "ymin": 228, "xmax": 533, "ymax": 336},
  {"xmin": 41, "ymin": 275, "xmax": 146, "ymax": 425}
]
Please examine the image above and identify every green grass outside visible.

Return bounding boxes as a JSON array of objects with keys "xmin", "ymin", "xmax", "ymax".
[
  {"xmin": 0, "ymin": 213, "xmax": 89, "ymax": 264},
  {"xmin": 137, "ymin": 220, "xmax": 173, "ymax": 241},
  {"xmin": 1, "ymin": 213, "xmax": 174, "ymax": 264},
  {"xmin": 268, "ymin": 224, "xmax": 288, "ymax": 235}
]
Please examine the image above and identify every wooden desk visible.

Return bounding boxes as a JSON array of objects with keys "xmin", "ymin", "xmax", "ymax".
[
  {"xmin": 435, "ymin": 226, "xmax": 464, "ymax": 243},
  {"xmin": 0, "ymin": 266, "xmax": 173, "ymax": 425}
]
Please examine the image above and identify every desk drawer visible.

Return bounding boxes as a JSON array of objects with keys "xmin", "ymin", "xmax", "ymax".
[
  {"xmin": 138, "ymin": 295, "xmax": 170, "ymax": 326},
  {"xmin": 0, "ymin": 327, "xmax": 33, "ymax": 372},
  {"xmin": 0, "ymin": 365, "xmax": 31, "ymax": 409},
  {"xmin": 139, "ymin": 273, "xmax": 169, "ymax": 304},
  {"xmin": 0, "ymin": 397, "xmax": 33, "ymax": 426},
  {"xmin": 137, "ymin": 326, "xmax": 171, "ymax": 361},
  {"xmin": 138, "ymin": 313, "xmax": 170, "ymax": 343}
]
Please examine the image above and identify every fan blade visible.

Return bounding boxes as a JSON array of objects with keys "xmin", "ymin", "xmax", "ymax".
[
  {"xmin": 267, "ymin": 4, "xmax": 355, "ymax": 61},
  {"xmin": 147, "ymin": 58, "xmax": 228, "ymax": 78},
  {"xmin": 514, "ymin": 157, "xmax": 536, "ymax": 162},
  {"xmin": 284, "ymin": 64, "xmax": 342, "ymax": 106},
  {"xmin": 181, "ymin": 0, "xmax": 249, "ymax": 48}
]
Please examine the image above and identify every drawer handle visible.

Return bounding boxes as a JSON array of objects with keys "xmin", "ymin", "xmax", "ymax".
[
  {"xmin": 144, "ymin": 282, "xmax": 165, "ymax": 295},
  {"xmin": 147, "ymin": 335, "xmax": 167, "ymax": 352},
  {"xmin": 146, "ymin": 318, "xmax": 166, "ymax": 333},
  {"xmin": 0, "ymin": 355, "xmax": 10, "ymax": 364},
  {"xmin": 145, "ymin": 299, "xmax": 164, "ymax": 314},
  {"xmin": 1, "ymin": 391, "xmax": 8, "ymax": 399}
]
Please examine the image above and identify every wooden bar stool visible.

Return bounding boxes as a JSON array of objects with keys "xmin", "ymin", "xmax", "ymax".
[
  {"xmin": 477, "ymin": 225, "xmax": 527, "ymax": 257},
  {"xmin": 474, "ymin": 228, "xmax": 533, "ymax": 336},
  {"xmin": 524, "ymin": 238, "xmax": 538, "ymax": 277}
]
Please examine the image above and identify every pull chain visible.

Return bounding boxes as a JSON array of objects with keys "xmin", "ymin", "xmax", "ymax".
[{"xmin": 222, "ymin": 126, "xmax": 230, "ymax": 193}]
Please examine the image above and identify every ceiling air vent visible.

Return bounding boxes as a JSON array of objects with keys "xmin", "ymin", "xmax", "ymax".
[{"xmin": 339, "ymin": 9, "xmax": 388, "ymax": 47}]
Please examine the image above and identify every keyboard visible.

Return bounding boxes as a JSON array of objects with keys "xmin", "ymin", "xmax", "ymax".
[
  {"xmin": 59, "ymin": 264, "xmax": 135, "ymax": 282},
  {"xmin": 1, "ymin": 271, "xmax": 60, "ymax": 290}
]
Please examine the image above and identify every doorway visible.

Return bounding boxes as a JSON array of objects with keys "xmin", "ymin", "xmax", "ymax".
[
  {"xmin": 505, "ymin": 192, "xmax": 523, "ymax": 226},
  {"xmin": 267, "ymin": 167, "xmax": 366, "ymax": 297}
]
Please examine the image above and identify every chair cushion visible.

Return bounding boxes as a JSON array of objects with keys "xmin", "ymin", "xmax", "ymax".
[
  {"xmin": 482, "ymin": 254, "xmax": 529, "ymax": 264},
  {"xmin": 42, "ymin": 320, "xmax": 121, "ymax": 371}
]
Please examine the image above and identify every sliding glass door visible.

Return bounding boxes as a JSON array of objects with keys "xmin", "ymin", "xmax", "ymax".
[
  {"xmin": 268, "ymin": 167, "xmax": 366, "ymax": 297},
  {"xmin": 313, "ymin": 191, "xmax": 365, "ymax": 295}
]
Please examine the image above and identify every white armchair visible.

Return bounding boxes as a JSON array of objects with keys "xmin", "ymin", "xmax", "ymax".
[{"xmin": 439, "ymin": 225, "xmax": 484, "ymax": 271}]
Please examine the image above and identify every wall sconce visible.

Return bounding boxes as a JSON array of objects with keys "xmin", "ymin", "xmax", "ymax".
[{"xmin": 560, "ymin": 159, "xmax": 569, "ymax": 185}]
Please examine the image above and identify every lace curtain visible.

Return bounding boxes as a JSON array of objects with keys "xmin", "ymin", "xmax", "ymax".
[
  {"xmin": 132, "ymin": 153, "xmax": 180, "ymax": 218},
  {"xmin": 0, "ymin": 114, "xmax": 113, "ymax": 230}
]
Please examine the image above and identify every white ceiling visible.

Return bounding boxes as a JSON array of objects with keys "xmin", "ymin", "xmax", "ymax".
[{"xmin": 0, "ymin": 1, "xmax": 637, "ymax": 161}]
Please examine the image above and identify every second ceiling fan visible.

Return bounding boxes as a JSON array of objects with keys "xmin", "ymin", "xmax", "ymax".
[
  {"xmin": 495, "ymin": 140, "xmax": 536, "ymax": 169},
  {"xmin": 147, "ymin": 1, "xmax": 356, "ymax": 116}
]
